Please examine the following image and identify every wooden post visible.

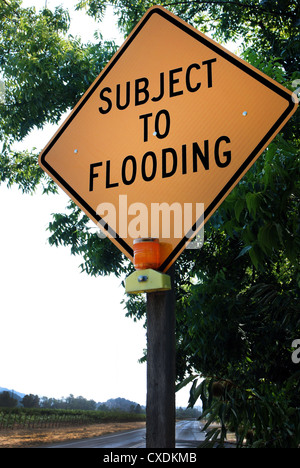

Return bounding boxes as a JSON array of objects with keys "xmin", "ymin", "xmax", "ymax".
[{"xmin": 146, "ymin": 265, "xmax": 176, "ymax": 448}]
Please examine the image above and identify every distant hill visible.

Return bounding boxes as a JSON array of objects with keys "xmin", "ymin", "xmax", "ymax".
[
  {"xmin": 97, "ymin": 397, "xmax": 145, "ymax": 412},
  {"xmin": 0, "ymin": 387, "xmax": 25, "ymax": 402}
]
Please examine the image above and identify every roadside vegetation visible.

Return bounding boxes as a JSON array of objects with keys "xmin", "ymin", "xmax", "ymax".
[{"xmin": 0, "ymin": 407, "xmax": 145, "ymax": 431}]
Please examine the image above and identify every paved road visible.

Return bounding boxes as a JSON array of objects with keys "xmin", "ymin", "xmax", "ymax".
[
  {"xmin": 175, "ymin": 420, "xmax": 205, "ymax": 448},
  {"xmin": 46, "ymin": 420, "xmax": 205, "ymax": 448}
]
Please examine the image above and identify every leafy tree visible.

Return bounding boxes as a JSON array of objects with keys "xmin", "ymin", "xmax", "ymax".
[
  {"xmin": 133, "ymin": 403, "xmax": 143, "ymax": 414},
  {"xmin": 0, "ymin": 0, "xmax": 117, "ymax": 193},
  {"xmin": 40, "ymin": 396, "xmax": 53, "ymax": 408},
  {"xmin": 64, "ymin": 394, "xmax": 97, "ymax": 410},
  {"xmin": 75, "ymin": 0, "xmax": 299, "ymax": 448},
  {"xmin": 176, "ymin": 405, "xmax": 201, "ymax": 419},
  {"xmin": 39, "ymin": 394, "xmax": 97, "ymax": 410},
  {"xmin": 21, "ymin": 394, "xmax": 40, "ymax": 408},
  {"xmin": 0, "ymin": 391, "xmax": 18, "ymax": 408},
  {"xmin": 0, "ymin": 0, "xmax": 299, "ymax": 447}
]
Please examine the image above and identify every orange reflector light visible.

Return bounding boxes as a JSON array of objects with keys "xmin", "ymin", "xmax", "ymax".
[{"xmin": 133, "ymin": 238, "xmax": 160, "ymax": 270}]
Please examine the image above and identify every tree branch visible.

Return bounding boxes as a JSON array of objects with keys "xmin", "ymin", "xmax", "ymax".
[{"xmin": 162, "ymin": 1, "xmax": 297, "ymax": 19}]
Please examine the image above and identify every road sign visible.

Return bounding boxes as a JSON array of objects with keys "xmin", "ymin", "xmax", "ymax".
[{"xmin": 39, "ymin": 6, "xmax": 298, "ymax": 272}]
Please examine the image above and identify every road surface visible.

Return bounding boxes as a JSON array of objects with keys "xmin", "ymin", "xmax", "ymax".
[{"xmin": 45, "ymin": 420, "xmax": 205, "ymax": 448}]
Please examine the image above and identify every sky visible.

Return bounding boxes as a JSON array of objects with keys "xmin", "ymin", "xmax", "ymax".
[{"xmin": 0, "ymin": 0, "xmax": 197, "ymax": 407}]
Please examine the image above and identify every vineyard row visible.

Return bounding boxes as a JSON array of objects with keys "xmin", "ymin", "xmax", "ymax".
[{"xmin": 0, "ymin": 407, "xmax": 145, "ymax": 430}]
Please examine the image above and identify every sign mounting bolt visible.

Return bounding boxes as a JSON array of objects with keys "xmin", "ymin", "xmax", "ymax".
[{"xmin": 138, "ymin": 275, "xmax": 148, "ymax": 283}]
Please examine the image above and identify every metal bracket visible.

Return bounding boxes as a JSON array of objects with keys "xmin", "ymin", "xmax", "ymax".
[{"xmin": 125, "ymin": 269, "xmax": 171, "ymax": 294}]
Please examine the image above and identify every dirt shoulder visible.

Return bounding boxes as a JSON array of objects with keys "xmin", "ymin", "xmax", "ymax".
[
  {"xmin": 0, "ymin": 421, "xmax": 146, "ymax": 448},
  {"xmin": 1, "ymin": 421, "xmax": 237, "ymax": 449}
]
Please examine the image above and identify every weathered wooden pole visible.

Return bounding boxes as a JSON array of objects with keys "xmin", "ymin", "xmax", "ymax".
[{"xmin": 146, "ymin": 265, "xmax": 176, "ymax": 448}]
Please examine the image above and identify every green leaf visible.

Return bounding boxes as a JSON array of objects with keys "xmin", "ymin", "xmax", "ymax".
[
  {"xmin": 248, "ymin": 245, "xmax": 260, "ymax": 269},
  {"xmin": 201, "ymin": 412, "xmax": 218, "ymax": 432},
  {"xmin": 245, "ymin": 192, "xmax": 262, "ymax": 217},
  {"xmin": 175, "ymin": 374, "xmax": 197, "ymax": 392},
  {"xmin": 235, "ymin": 245, "xmax": 252, "ymax": 259},
  {"xmin": 265, "ymin": 143, "xmax": 277, "ymax": 162},
  {"xmin": 234, "ymin": 198, "xmax": 245, "ymax": 222},
  {"xmin": 257, "ymin": 223, "xmax": 275, "ymax": 254}
]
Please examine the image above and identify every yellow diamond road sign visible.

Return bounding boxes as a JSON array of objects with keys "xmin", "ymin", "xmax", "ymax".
[{"xmin": 39, "ymin": 6, "xmax": 298, "ymax": 272}]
